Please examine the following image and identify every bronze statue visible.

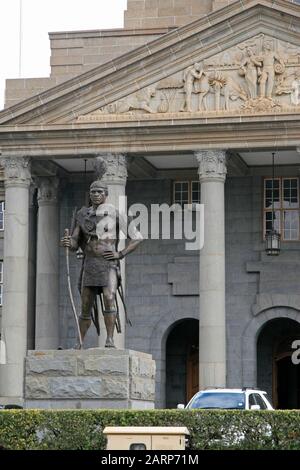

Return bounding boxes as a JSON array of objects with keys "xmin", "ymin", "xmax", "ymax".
[{"xmin": 61, "ymin": 180, "xmax": 143, "ymax": 348}]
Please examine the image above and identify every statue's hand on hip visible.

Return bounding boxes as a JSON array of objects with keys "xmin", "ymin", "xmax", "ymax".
[{"xmin": 103, "ymin": 251, "xmax": 124, "ymax": 260}]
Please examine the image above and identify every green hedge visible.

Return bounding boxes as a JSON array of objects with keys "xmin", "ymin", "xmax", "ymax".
[{"xmin": 0, "ymin": 409, "xmax": 300, "ymax": 450}]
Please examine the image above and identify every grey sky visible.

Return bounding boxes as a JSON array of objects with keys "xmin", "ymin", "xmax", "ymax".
[{"xmin": 0, "ymin": 0, "xmax": 127, "ymax": 109}]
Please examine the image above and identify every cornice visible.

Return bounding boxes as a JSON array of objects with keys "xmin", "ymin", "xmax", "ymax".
[{"xmin": 0, "ymin": 117, "xmax": 300, "ymax": 155}]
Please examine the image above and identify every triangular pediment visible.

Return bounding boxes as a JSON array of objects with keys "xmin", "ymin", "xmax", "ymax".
[{"xmin": 1, "ymin": 0, "xmax": 300, "ymax": 126}]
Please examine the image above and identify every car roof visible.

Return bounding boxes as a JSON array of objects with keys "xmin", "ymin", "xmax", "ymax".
[{"xmin": 195, "ymin": 388, "xmax": 266, "ymax": 394}]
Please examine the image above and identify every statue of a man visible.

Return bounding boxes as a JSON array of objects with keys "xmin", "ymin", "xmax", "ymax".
[{"xmin": 61, "ymin": 180, "xmax": 143, "ymax": 348}]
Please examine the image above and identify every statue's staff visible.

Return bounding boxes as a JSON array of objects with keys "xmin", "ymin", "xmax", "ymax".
[{"xmin": 64, "ymin": 228, "xmax": 83, "ymax": 349}]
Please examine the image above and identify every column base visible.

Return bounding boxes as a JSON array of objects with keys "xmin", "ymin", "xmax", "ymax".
[
  {"xmin": 24, "ymin": 348, "xmax": 156, "ymax": 409},
  {"xmin": 0, "ymin": 397, "xmax": 24, "ymax": 407}
]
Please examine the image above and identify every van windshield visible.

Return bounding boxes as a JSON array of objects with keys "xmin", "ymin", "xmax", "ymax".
[{"xmin": 188, "ymin": 392, "xmax": 245, "ymax": 409}]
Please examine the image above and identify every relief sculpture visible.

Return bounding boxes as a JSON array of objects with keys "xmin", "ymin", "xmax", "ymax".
[
  {"xmin": 77, "ymin": 34, "xmax": 300, "ymax": 122},
  {"xmin": 276, "ymin": 69, "xmax": 300, "ymax": 105},
  {"xmin": 181, "ymin": 62, "xmax": 206, "ymax": 112},
  {"xmin": 239, "ymin": 47, "xmax": 262, "ymax": 99},
  {"xmin": 100, "ymin": 86, "xmax": 157, "ymax": 114},
  {"xmin": 257, "ymin": 41, "xmax": 285, "ymax": 99}
]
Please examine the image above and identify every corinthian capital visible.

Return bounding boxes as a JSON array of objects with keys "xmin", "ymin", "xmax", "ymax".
[
  {"xmin": 36, "ymin": 176, "xmax": 59, "ymax": 205},
  {"xmin": 195, "ymin": 150, "xmax": 227, "ymax": 183},
  {"xmin": 0, "ymin": 156, "xmax": 31, "ymax": 187},
  {"xmin": 95, "ymin": 153, "xmax": 127, "ymax": 185}
]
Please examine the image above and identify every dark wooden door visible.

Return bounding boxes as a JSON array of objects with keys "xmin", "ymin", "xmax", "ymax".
[{"xmin": 186, "ymin": 348, "xmax": 199, "ymax": 403}]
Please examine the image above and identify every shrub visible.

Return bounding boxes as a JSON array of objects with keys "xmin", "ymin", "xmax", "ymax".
[{"xmin": 0, "ymin": 409, "xmax": 299, "ymax": 450}]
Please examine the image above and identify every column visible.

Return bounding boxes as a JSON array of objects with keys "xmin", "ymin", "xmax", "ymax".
[
  {"xmin": 195, "ymin": 150, "xmax": 227, "ymax": 388},
  {"xmin": 94, "ymin": 154, "xmax": 128, "ymax": 349},
  {"xmin": 35, "ymin": 177, "xmax": 60, "ymax": 349},
  {"xmin": 0, "ymin": 156, "xmax": 31, "ymax": 402},
  {"xmin": 27, "ymin": 185, "xmax": 37, "ymax": 350}
]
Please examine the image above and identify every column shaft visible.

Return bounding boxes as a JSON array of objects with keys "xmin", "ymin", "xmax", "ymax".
[
  {"xmin": 27, "ymin": 186, "xmax": 37, "ymax": 350},
  {"xmin": 0, "ymin": 157, "xmax": 31, "ymax": 402},
  {"xmin": 35, "ymin": 177, "xmax": 60, "ymax": 349},
  {"xmin": 196, "ymin": 150, "xmax": 227, "ymax": 388}
]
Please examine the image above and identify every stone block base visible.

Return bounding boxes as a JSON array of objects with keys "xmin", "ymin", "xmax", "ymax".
[{"xmin": 24, "ymin": 348, "xmax": 155, "ymax": 409}]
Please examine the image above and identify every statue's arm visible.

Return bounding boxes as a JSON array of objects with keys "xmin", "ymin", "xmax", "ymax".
[
  {"xmin": 118, "ymin": 214, "xmax": 143, "ymax": 259},
  {"xmin": 119, "ymin": 235, "xmax": 143, "ymax": 259},
  {"xmin": 70, "ymin": 224, "xmax": 81, "ymax": 251},
  {"xmin": 191, "ymin": 70, "xmax": 203, "ymax": 80},
  {"xmin": 253, "ymin": 57, "xmax": 262, "ymax": 67},
  {"xmin": 103, "ymin": 212, "xmax": 143, "ymax": 261},
  {"xmin": 275, "ymin": 53, "xmax": 285, "ymax": 66}
]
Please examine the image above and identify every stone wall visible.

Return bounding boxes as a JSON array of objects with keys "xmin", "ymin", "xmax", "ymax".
[
  {"xmin": 5, "ymin": 29, "xmax": 169, "ymax": 108},
  {"xmin": 225, "ymin": 176, "xmax": 260, "ymax": 387},
  {"xmin": 124, "ymin": 176, "xmax": 261, "ymax": 404},
  {"xmin": 4, "ymin": 77, "xmax": 71, "ymax": 109},
  {"xmin": 124, "ymin": 0, "xmax": 213, "ymax": 29},
  {"xmin": 124, "ymin": 0, "xmax": 300, "ymax": 29},
  {"xmin": 125, "ymin": 178, "xmax": 199, "ymax": 408},
  {"xmin": 49, "ymin": 28, "xmax": 170, "ymax": 78},
  {"xmin": 123, "ymin": 0, "xmax": 260, "ymax": 29}
]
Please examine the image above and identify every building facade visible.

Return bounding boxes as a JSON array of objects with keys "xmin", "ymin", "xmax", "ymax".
[{"xmin": 1, "ymin": 0, "xmax": 300, "ymax": 408}]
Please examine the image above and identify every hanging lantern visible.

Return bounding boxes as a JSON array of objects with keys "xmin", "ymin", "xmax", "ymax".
[{"xmin": 265, "ymin": 229, "xmax": 281, "ymax": 256}]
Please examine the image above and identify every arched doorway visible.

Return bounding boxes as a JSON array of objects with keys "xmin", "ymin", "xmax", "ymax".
[
  {"xmin": 165, "ymin": 319, "xmax": 199, "ymax": 409},
  {"xmin": 257, "ymin": 318, "xmax": 300, "ymax": 409}
]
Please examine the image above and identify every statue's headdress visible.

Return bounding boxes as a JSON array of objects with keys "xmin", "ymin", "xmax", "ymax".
[{"xmin": 90, "ymin": 156, "xmax": 108, "ymax": 193}]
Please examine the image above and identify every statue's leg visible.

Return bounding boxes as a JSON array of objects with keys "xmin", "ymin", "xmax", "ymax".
[
  {"xmin": 259, "ymin": 71, "xmax": 267, "ymax": 98},
  {"xmin": 266, "ymin": 72, "xmax": 274, "ymax": 99},
  {"xmin": 186, "ymin": 90, "xmax": 192, "ymax": 112},
  {"xmin": 102, "ymin": 268, "xmax": 118, "ymax": 348},
  {"xmin": 79, "ymin": 286, "xmax": 96, "ymax": 346}
]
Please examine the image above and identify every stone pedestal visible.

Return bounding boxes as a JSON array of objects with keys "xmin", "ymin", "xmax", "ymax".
[{"xmin": 24, "ymin": 348, "xmax": 155, "ymax": 409}]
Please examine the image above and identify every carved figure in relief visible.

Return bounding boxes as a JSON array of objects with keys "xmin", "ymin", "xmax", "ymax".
[
  {"xmin": 181, "ymin": 62, "xmax": 206, "ymax": 112},
  {"xmin": 104, "ymin": 86, "xmax": 157, "ymax": 114},
  {"xmin": 273, "ymin": 67, "xmax": 300, "ymax": 106},
  {"xmin": 193, "ymin": 73, "xmax": 210, "ymax": 111},
  {"xmin": 291, "ymin": 78, "xmax": 300, "ymax": 106},
  {"xmin": 275, "ymin": 69, "xmax": 299, "ymax": 104},
  {"xmin": 239, "ymin": 47, "xmax": 262, "ymax": 99},
  {"xmin": 257, "ymin": 42, "xmax": 285, "ymax": 99},
  {"xmin": 222, "ymin": 76, "xmax": 248, "ymax": 110}
]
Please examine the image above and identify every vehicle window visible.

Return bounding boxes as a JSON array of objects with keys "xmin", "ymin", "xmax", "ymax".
[
  {"xmin": 188, "ymin": 392, "xmax": 245, "ymax": 409},
  {"xmin": 248, "ymin": 394, "xmax": 256, "ymax": 407},
  {"xmin": 263, "ymin": 392, "xmax": 273, "ymax": 408},
  {"xmin": 254, "ymin": 394, "xmax": 267, "ymax": 410}
]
